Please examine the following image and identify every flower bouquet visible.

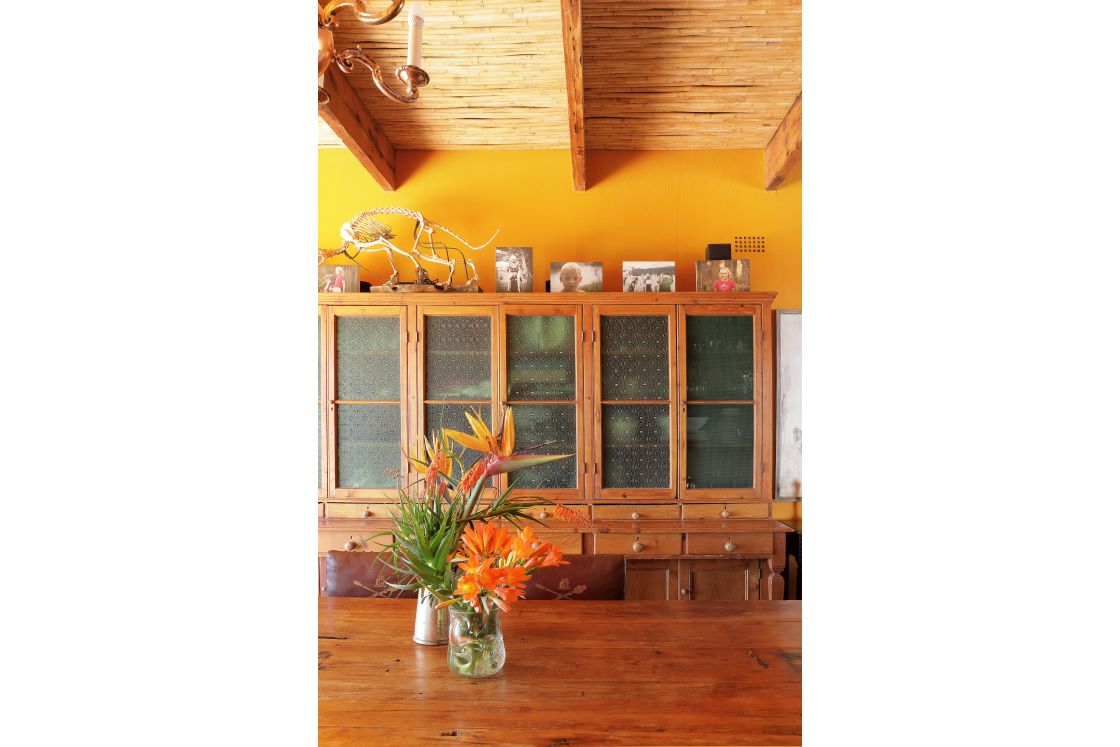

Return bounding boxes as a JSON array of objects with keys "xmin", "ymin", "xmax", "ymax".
[{"xmin": 375, "ymin": 406, "xmax": 585, "ymax": 672}]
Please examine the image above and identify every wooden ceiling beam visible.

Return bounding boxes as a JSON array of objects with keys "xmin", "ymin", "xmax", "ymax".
[
  {"xmin": 319, "ymin": 61, "xmax": 397, "ymax": 191},
  {"xmin": 764, "ymin": 93, "xmax": 801, "ymax": 190},
  {"xmin": 560, "ymin": 0, "xmax": 587, "ymax": 191}
]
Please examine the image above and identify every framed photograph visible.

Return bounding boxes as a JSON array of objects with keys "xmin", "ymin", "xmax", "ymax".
[
  {"xmin": 695, "ymin": 259, "xmax": 750, "ymax": 292},
  {"xmin": 775, "ymin": 310, "xmax": 802, "ymax": 500},
  {"xmin": 623, "ymin": 261, "xmax": 676, "ymax": 292},
  {"xmin": 549, "ymin": 261, "xmax": 603, "ymax": 292},
  {"xmin": 495, "ymin": 247, "xmax": 533, "ymax": 292},
  {"xmin": 319, "ymin": 264, "xmax": 359, "ymax": 293}
]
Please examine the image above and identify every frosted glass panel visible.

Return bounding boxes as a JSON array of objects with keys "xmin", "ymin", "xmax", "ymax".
[
  {"xmin": 601, "ymin": 315, "xmax": 669, "ymax": 401},
  {"xmin": 337, "ymin": 404, "xmax": 401, "ymax": 488},
  {"xmin": 509, "ymin": 404, "xmax": 577, "ymax": 489},
  {"xmin": 686, "ymin": 315, "xmax": 754, "ymax": 400},
  {"xmin": 685, "ymin": 404, "xmax": 754, "ymax": 488},
  {"xmin": 424, "ymin": 404, "xmax": 491, "ymax": 480},
  {"xmin": 506, "ymin": 315, "xmax": 576, "ymax": 401},
  {"xmin": 426, "ymin": 316, "xmax": 492, "ymax": 400},
  {"xmin": 336, "ymin": 316, "xmax": 400, "ymax": 401},
  {"xmin": 602, "ymin": 405, "xmax": 670, "ymax": 488}
]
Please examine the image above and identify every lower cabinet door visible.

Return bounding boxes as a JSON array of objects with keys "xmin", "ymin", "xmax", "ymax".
[
  {"xmin": 680, "ymin": 559, "xmax": 761, "ymax": 601},
  {"xmin": 624, "ymin": 559, "xmax": 679, "ymax": 600}
]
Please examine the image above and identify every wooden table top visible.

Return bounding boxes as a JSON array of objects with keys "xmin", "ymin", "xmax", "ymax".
[{"xmin": 319, "ymin": 598, "xmax": 802, "ymax": 746}]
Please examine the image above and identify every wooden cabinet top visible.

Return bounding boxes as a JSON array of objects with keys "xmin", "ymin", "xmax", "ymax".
[{"xmin": 319, "ymin": 291, "xmax": 778, "ymax": 306}]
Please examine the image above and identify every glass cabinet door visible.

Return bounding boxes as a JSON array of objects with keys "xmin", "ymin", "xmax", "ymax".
[
  {"xmin": 499, "ymin": 306, "xmax": 582, "ymax": 498},
  {"xmin": 328, "ymin": 306, "xmax": 408, "ymax": 500},
  {"xmin": 680, "ymin": 306, "xmax": 763, "ymax": 499},
  {"xmin": 417, "ymin": 306, "xmax": 500, "ymax": 484},
  {"xmin": 594, "ymin": 306, "xmax": 676, "ymax": 499}
]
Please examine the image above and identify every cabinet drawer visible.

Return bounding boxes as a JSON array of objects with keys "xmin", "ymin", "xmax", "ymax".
[
  {"xmin": 535, "ymin": 531, "xmax": 583, "ymax": 555},
  {"xmin": 596, "ymin": 533, "xmax": 681, "ymax": 556},
  {"xmin": 594, "ymin": 505, "xmax": 680, "ymax": 521},
  {"xmin": 318, "ymin": 530, "xmax": 392, "ymax": 554},
  {"xmin": 682, "ymin": 503, "xmax": 769, "ymax": 520},
  {"xmin": 534, "ymin": 504, "xmax": 591, "ymax": 523},
  {"xmin": 325, "ymin": 503, "xmax": 397, "ymax": 519},
  {"xmin": 318, "ymin": 502, "xmax": 325, "ymax": 518},
  {"xmin": 686, "ymin": 532, "xmax": 773, "ymax": 556}
]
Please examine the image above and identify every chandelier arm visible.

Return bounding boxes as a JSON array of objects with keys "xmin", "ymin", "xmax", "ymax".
[
  {"xmin": 334, "ymin": 48, "xmax": 424, "ymax": 104},
  {"xmin": 320, "ymin": 0, "xmax": 406, "ymax": 27}
]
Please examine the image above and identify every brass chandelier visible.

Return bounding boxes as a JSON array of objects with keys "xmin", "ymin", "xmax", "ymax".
[{"xmin": 318, "ymin": 0, "xmax": 429, "ymax": 106}]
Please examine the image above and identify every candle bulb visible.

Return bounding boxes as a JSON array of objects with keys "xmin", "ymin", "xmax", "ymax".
[{"xmin": 406, "ymin": 1, "xmax": 425, "ymax": 69}]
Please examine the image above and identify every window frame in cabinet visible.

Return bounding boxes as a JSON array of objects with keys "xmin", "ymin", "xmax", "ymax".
[
  {"xmin": 592, "ymin": 304, "xmax": 678, "ymax": 502},
  {"xmin": 326, "ymin": 305, "xmax": 410, "ymax": 502},
  {"xmin": 496, "ymin": 303, "xmax": 586, "ymax": 502},
  {"xmin": 411, "ymin": 304, "xmax": 502, "ymax": 491},
  {"xmin": 677, "ymin": 303, "xmax": 773, "ymax": 502}
]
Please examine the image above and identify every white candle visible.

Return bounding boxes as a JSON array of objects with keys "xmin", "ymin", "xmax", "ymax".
[{"xmin": 406, "ymin": 1, "xmax": 425, "ymax": 69}]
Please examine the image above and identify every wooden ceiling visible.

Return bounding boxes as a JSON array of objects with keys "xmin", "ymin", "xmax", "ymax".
[{"xmin": 320, "ymin": 0, "xmax": 801, "ymax": 187}]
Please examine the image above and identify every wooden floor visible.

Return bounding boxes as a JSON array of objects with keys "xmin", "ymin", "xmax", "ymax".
[{"xmin": 320, "ymin": 598, "xmax": 802, "ymax": 746}]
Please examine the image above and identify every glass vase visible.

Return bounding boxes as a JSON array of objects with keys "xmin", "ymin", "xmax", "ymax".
[{"xmin": 447, "ymin": 605, "xmax": 506, "ymax": 678}]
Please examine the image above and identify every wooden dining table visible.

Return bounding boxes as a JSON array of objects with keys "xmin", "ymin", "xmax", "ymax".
[{"xmin": 319, "ymin": 598, "xmax": 801, "ymax": 746}]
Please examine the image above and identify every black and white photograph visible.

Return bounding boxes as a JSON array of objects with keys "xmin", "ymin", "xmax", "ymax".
[
  {"xmin": 495, "ymin": 247, "xmax": 533, "ymax": 292},
  {"xmin": 623, "ymin": 261, "xmax": 676, "ymax": 292}
]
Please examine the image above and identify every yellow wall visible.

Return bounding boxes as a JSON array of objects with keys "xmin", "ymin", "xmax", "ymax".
[
  {"xmin": 319, "ymin": 148, "xmax": 801, "ymax": 520},
  {"xmin": 319, "ymin": 149, "xmax": 801, "ymax": 308}
]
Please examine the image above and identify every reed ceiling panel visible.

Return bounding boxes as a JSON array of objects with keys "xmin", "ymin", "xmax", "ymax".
[
  {"xmin": 582, "ymin": 0, "xmax": 801, "ymax": 149},
  {"xmin": 328, "ymin": 0, "xmax": 570, "ymax": 149},
  {"xmin": 323, "ymin": 1, "xmax": 800, "ymax": 151}
]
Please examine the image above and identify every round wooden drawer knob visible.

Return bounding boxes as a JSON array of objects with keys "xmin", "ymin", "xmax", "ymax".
[
  {"xmin": 343, "ymin": 540, "xmax": 359, "ymax": 551},
  {"xmin": 539, "ymin": 510, "xmax": 549, "ymax": 519},
  {"xmin": 631, "ymin": 511, "xmax": 641, "ymax": 520},
  {"xmin": 632, "ymin": 541, "xmax": 645, "ymax": 553},
  {"xmin": 680, "ymin": 588, "xmax": 689, "ymax": 596},
  {"xmin": 363, "ymin": 509, "xmax": 374, "ymax": 518},
  {"xmin": 720, "ymin": 509, "xmax": 731, "ymax": 518},
  {"xmin": 724, "ymin": 541, "xmax": 737, "ymax": 552}
]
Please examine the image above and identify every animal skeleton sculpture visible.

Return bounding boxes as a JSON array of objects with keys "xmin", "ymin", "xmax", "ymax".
[{"xmin": 320, "ymin": 208, "xmax": 499, "ymax": 288}]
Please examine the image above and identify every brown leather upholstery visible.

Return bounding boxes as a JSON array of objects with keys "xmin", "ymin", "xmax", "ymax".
[
  {"xmin": 522, "ymin": 554, "xmax": 625, "ymax": 600},
  {"xmin": 325, "ymin": 551, "xmax": 419, "ymax": 598}
]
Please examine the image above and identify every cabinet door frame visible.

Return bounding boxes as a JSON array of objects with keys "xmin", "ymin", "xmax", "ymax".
[
  {"xmin": 411, "ymin": 304, "xmax": 502, "ymax": 492},
  {"xmin": 327, "ymin": 305, "xmax": 409, "ymax": 502},
  {"xmin": 497, "ymin": 303, "xmax": 585, "ymax": 502},
  {"xmin": 592, "ymin": 304, "xmax": 678, "ymax": 502},
  {"xmin": 318, "ymin": 310, "xmax": 328, "ymax": 501},
  {"xmin": 677, "ymin": 303, "xmax": 770, "ymax": 501},
  {"xmin": 680, "ymin": 558, "xmax": 761, "ymax": 601}
]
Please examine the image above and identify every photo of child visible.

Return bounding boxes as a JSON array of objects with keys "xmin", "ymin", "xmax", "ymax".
[
  {"xmin": 319, "ymin": 264, "xmax": 359, "ymax": 293},
  {"xmin": 549, "ymin": 261, "xmax": 603, "ymax": 292},
  {"xmin": 495, "ymin": 247, "xmax": 533, "ymax": 292},
  {"xmin": 695, "ymin": 259, "xmax": 750, "ymax": 292}
]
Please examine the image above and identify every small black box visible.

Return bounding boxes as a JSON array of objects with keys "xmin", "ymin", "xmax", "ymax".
[{"xmin": 706, "ymin": 243, "xmax": 731, "ymax": 260}]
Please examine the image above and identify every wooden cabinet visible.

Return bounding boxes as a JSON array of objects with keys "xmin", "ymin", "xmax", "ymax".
[
  {"xmin": 625, "ymin": 559, "xmax": 679, "ymax": 600},
  {"xmin": 499, "ymin": 304, "xmax": 585, "ymax": 500},
  {"xmin": 319, "ymin": 292, "xmax": 786, "ymax": 598},
  {"xmin": 324, "ymin": 306, "xmax": 408, "ymax": 501},
  {"xmin": 592, "ymin": 304, "xmax": 678, "ymax": 501}
]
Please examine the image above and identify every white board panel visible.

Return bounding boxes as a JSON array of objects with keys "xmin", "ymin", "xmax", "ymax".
[{"xmin": 776, "ymin": 311, "xmax": 802, "ymax": 500}]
